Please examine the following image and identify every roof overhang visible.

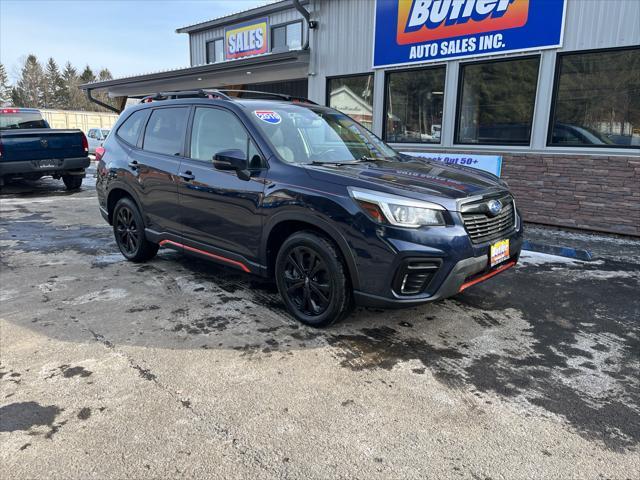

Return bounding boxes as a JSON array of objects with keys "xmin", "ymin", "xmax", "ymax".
[
  {"xmin": 175, "ymin": 0, "xmax": 309, "ymax": 34},
  {"xmin": 79, "ymin": 50, "xmax": 310, "ymax": 99}
]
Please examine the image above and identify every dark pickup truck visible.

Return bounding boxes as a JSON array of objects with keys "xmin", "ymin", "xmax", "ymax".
[{"xmin": 0, "ymin": 108, "xmax": 90, "ymax": 189}]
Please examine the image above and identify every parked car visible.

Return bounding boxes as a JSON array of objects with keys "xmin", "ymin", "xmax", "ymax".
[
  {"xmin": 0, "ymin": 108, "xmax": 90, "ymax": 189},
  {"xmin": 87, "ymin": 128, "xmax": 110, "ymax": 154},
  {"xmin": 96, "ymin": 90, "xmax": 523, "ymax": 327},
  {"xmin": 551, "ymin": 122, "xmax": 615, "ymax": 146}
]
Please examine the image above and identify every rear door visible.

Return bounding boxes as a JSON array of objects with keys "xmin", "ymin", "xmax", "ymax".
[
  {"xmin": 177, "ymin": 106, "xmax": 267, "ymax": 263},
  {"xmin": 128, "ymin": 106, "xmax": 190, "ymax": 235}
]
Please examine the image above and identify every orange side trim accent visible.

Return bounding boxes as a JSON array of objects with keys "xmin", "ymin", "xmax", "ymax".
[
  {"xmin": 458, "ymin": 260, "xmax": 517, "ymax": 293},
  {"xmin": 159, "ymin": 240, "xmax": 251, "ymax": 273}
]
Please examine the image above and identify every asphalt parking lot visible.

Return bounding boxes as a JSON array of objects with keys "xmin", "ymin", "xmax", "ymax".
[{"xmin": 1, "ymin": 170, "xmax": 639, "ymax": 479}]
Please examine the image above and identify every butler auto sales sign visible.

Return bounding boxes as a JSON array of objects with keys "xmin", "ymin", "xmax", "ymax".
[{"xmin": 373, "ymin": 0, "xmax": 567, "ymax": 68}]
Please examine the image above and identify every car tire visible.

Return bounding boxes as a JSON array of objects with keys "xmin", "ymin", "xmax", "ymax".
[
  {"xmin": 62, "ymin": 175, "xmax": 83, "ymax": 190},
  {"xmin": 112, "ymin": 197, "xmax": 158, "ymax": 262},
  {"xmin": 275, "ymin": 231, "xmax": 352, "ymax": 327}
]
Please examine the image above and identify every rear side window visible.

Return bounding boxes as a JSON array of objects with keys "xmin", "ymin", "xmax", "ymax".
[
  {"xmin": 143, "ymin": 107, "xmax": 189, "ymax": 156},
  {"xmin": 117, "ymin": 110, "xmax": 148, "ymax": 146}
]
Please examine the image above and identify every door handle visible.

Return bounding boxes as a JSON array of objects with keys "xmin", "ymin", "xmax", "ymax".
[
  {"xmin": 179, "ymin": 170, "xmax": 195, "ymax": 181},
  {"xmin": 128, "ymin": 160, "xmax": 138, "ymax": 169}
]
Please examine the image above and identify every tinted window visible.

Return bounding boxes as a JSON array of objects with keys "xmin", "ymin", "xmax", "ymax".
[
  {"xmin": 271, "ymin": 22, "xmax": 301, "ymax": 52},
  {"xmin": 385, "ymin": 67, "xmax": 445, "ymax": 143},
  {"xmin": 143, "ymin": 108, "xmax": 189, "ymax": 156},
  {"xmin": 456, "ymin": 57, "xmax": 540, "ymax": 145},
  {"xmin": 549, "ymin": 48, "xmax": 640, "ymax": 148},
  {"xmin": 0, "ymin": 110, "xmax": 47, "ymax": 129},
  {"xmin": 190, "ymin": 108, "xmax": 262, "ymax": 167},
  {"xmin": 206, "ymin": 38, "xmax": 224, "ymax": 63},
  {"xmin": 327, "ymin": 74, "xmax": 374, "ymax": 130},
  {"xmin": 272, "ymin": 26, "xmax": 286, "ymax": 51},
  {"xmin": 116, "ymin": 110, "xmax": 148, "ymax": 145}
]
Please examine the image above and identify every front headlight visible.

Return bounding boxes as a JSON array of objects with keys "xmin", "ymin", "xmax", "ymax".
[{"xmin": 349, "ymin": 188, "xmax": 445, "ymax": 227}]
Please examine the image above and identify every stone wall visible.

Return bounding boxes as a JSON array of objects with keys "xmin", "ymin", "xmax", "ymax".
[{"xmin": 500, "ymin": 153, "xmax": 639, "ymax": 236}]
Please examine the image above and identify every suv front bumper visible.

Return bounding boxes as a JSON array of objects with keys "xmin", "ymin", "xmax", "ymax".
[{"xmin": 351, "ymin": 218, "xmax": 524, "ymax": 308}]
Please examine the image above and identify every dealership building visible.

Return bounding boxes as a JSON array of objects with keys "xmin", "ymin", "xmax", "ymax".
[{"xmin": 82, "ymin": 0, "xmax": 640, "ymax": 236}]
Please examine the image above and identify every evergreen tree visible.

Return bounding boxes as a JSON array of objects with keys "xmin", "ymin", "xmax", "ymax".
[
  {"xmin": 61, "ymin": 62, "xmax": 83, "ymax": 110},
  {"xmin": 43, "ymin": 57, "xmax": 65, "ymax": 109},
  {"xmin": 11, "ymin": 55, "xmax": 45, "ymax": 108},
  {"xmin": 79, "ymin": 65, "xmax": 95, "ymax": 84},
  {"xmin": 78, "ymin": 65, "xmax": 96, "ymax": 110},
  {"xmin": 93, "ymin": 68, "xmax": 116, "ymax": 112},
  {"xmin": 0, "ymin": 63, "xmax": 11, "ymax": 106},
  {"xmin": 97, "ymin": 68, "xmax": 112, "ymax": 82}
]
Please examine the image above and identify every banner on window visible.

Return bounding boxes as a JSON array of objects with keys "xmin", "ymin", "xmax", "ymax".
[
  {"xmin": 225, "ymin": 18, "xmax": 268, "ymax": 60},
  {"xmin": 402, "ymin": 151, "xmax": 503, "ymax": 177},
  {"xmin": 373, "ymin": 0, "xmax": 566, "ymax": 68}
]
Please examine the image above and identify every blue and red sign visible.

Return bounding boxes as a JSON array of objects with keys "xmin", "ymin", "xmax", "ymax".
[
  {"xmin": 373, "ymin": 0, "xmax": 566, "ymax": 68},
  {"xmin": 225, "ymin": 18, "xmax": 268, "ymax": 60}
]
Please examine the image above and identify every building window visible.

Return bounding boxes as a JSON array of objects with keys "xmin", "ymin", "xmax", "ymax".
[
  {"xmin": 549, "ymin": 47, "xmax": 640, "ymax": 148},
  {"xmin": 206, "ymin": 38, "xmax": 224, "ymax": 63},
  {"xmin": 456, "ymin": 57, "xmax": 540, "ymax": 145},
  {"xmin": 271, "ymin": 21, "xmax": 302, "ymax": 52},
  {"xmin": 327, "ymin": 74, "xmax": 374, "ymax": 130},
  {"xmin": 384, "ymin": 67, "xmax": 446, "ymax": 144}
]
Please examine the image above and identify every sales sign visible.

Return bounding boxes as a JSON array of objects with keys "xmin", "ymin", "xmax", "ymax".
[
  {"xmin": 373, "ymin": 0, "xmax": 567, "ymax": 68},
  {"xmin": 225, "ymin": 18, "xmax": 268, "ymax": 60}
]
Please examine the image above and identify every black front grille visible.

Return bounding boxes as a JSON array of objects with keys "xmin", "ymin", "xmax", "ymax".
[{"xmin": 461, "ymin": 196, "xmax": 516, "ymax": 244}]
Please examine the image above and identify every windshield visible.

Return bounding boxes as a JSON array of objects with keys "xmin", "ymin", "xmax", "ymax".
[
  {"xmin": 250, "ymin": 105, "xmax": 398, "ymax": 164},
  {"xmin": 0, "ymin": 111, "xmax": 48, "ymax": 130},
  {"xmin": 101, "ymin": 129, "xmax": 110, "ymax": 138}
]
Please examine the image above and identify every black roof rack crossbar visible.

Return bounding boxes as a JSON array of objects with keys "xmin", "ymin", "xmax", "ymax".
[
  {"xmin": 216, "ymin": 89, "xmax": 318, "ymax": 105},
  {"xmin": 140, "ymin": 89, "xmax": 232, "ymax": 103},
  {"xmin": 139, "ymin": 89, "xmax": 317, "ymax": 105}
]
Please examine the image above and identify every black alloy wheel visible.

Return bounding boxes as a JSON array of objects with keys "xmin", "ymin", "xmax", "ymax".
[
  {"xmin": 283, "ymin": 246, "xmax": 332, "ymax": 316},
  {"xmin": 112, "ymin": 197, "xmax": 158, "ymax": 262},
  {"xmin": 275, "ymin": 231, "xmax": 352, "ymax": 327},
  {"xmin": 115, "ymin": 205, "xmax": 139, "ymax": 256}
]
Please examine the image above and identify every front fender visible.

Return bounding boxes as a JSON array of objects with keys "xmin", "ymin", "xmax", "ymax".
[{"xmin": 262, "ymin": 207, "xmax": 361, "ymax": 291}]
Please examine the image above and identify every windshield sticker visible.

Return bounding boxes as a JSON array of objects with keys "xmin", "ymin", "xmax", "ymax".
[{"xmin": 254, "ymin": 110, "xmax": 281, "ymax": 125}]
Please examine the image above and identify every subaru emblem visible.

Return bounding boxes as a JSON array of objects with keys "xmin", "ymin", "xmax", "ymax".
[{"xmin": 487, "ymin": 199, "xmax": 502, "ymax": 216}]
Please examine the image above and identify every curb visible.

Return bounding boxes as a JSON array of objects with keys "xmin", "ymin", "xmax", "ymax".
[{"xmin": 522, "ymin": 240, "xmax": 593, "ymax": 261}]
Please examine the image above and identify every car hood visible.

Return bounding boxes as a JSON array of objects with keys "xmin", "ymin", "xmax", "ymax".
[{"xmin": 304, "ymin": 158, "xmax": 507, "ymax": 208}]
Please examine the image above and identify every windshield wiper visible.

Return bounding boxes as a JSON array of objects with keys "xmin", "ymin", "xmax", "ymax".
[
  {"xmin": 308, "ymin": 156, "xmax": 396, "ymax": 166},
  {"xmin": 309, "ymin": 160, "xmax": 359, "ymax": 166},
  {"xmin": 357, "ymin": 155, "xmax": 395, "ymax": 163}
]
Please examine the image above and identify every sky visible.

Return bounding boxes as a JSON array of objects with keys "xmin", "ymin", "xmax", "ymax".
[{"xmin": 0, "ymin": 0, "xmax": 272, "ymax": 82}]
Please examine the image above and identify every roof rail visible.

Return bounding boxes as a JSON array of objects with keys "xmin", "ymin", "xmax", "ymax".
[{"xmin": 139, "ymin": 89, "xmax": 317, "ymax": 105}]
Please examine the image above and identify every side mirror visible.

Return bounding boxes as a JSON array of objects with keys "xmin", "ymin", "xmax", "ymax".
[{"xmin": 213, "ymin": 149, "xmax": 251, "ymax": 181}]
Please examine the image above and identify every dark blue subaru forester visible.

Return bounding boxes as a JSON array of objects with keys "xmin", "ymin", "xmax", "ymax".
[{"xmin": 96, "ymin": 90, "xmax": 523, "ymax": 327}]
